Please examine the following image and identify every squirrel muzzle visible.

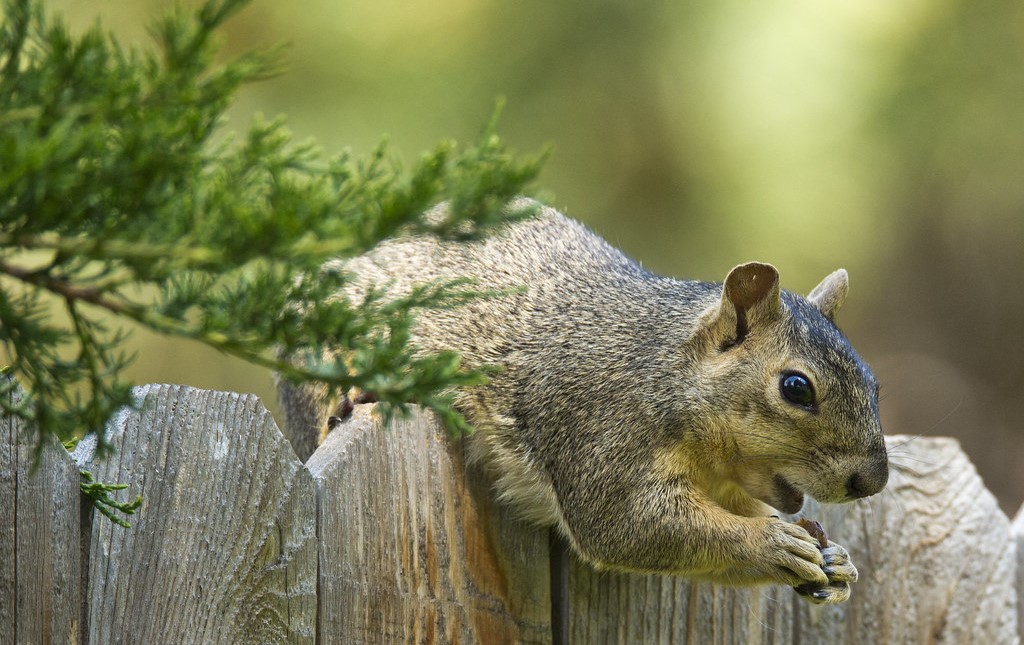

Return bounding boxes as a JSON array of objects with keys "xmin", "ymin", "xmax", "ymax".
[{"xmin": 844, "ymin": 448, "xmax": 889, "ymax": 500}]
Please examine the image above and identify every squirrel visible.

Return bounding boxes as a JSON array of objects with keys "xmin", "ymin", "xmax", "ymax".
[{"xmin": 277, "ymin": 200, "xmax": 889, "ymax": 604}]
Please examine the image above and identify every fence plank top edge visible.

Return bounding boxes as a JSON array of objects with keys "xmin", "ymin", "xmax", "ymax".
[{"xmin": 75, "ymin": 383, "xmax": 318, "ymax": 645}]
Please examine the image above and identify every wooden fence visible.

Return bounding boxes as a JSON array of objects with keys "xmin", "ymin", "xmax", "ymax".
[{"xmin": 1, "ymin": 383, "xmax": 1021, "ymax": 644}]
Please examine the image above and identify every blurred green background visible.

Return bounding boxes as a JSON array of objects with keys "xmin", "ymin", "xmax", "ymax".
[{"xmin": 50, "ymin": 0, "xmax": 1023, "ymax": 511}]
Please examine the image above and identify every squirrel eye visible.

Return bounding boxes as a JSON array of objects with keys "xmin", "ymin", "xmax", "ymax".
[{"xmin": 780, "ymin": 372, "xmax": 816, "ymax": 408}]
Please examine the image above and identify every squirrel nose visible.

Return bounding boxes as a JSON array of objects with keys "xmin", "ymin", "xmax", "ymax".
[
  {"xmin": 846, "ymin": 459, "xmax": 889, "ymax": 499},
  {"xmin": 846, "ymin": 473, "xmax": 869, "ymax": 498}
]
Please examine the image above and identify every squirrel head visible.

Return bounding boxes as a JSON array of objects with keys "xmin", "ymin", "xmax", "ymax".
[{"xmin": 690, "ymin": 262, "xmax": 888, "ymax": 514}]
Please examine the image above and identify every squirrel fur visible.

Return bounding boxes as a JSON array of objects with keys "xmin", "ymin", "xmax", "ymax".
[{"xmin": 277, "ymin": 200, "xmax": 889, "ymax": 603}]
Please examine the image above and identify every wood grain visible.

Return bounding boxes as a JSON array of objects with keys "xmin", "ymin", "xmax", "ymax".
[
  {"xmin": 0, "ymin": 381, "xmax": 82, "ymax": 645},
  {"xmin": 5, "ymin": 385, "xmax": 1020, "ymax": 644},
  {"xmin": 307, "ymin": 405, "xmax": 551, "ymax": 644},
  {"xmin": 569, "ymin": 561, "xmax": 795, "ymax": 644},
  {"xmin": 72, "ymin": 384, "xmax": 317, "ymax": 644}
]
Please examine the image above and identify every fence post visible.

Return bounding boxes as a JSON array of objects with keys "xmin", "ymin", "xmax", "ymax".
[
  {"xmin": 73, "ymin": 384, "xmax": 318, "ymax": 644},
  {"xmin": 0, "ymin": 382, "xmax": 82, "ymax": 645},
  {"xmin": 3, "ymin": 383, "xmax": 1020, "ymax": 644},
  {"xmin": 307, "ymin": 405, "xmax": 553, "ymax": 644}
]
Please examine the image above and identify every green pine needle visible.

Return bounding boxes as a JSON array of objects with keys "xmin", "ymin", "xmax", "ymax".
[
  {"xmin": 79, "ymin": 470, "xmax": 143, "ymax": 529},
  {"xmin": 1, "ymin": 0, "xmax": 548, "ymax": 526}
]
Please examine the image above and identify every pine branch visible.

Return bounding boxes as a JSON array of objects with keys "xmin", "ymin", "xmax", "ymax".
[
  {"xmin": 79, "ymin": 470, "xmax": 143, "ymax": 528},
  {"xmin": 0, "ymin": 0, "xmax": 548, "ymax": 461}
]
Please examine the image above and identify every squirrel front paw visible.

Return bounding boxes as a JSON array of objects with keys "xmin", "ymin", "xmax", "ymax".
[
  {"xmin": 794, "ymin": 541, "xmax": 858, "ymax": 604},
  {"xmin": 755, "ymin": 519, "xmax": 830, "ymax": 588}
]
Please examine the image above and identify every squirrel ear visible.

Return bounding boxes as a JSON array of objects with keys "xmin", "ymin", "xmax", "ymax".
[
  {"xmin": 715, "ymin": 262, "xmax": 781, "ymax": 347},
  {"xmin": 807, "ymin": 268, "xmax": 848, "ymax": 321}
]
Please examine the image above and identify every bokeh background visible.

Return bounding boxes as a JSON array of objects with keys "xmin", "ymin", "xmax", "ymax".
[{"xmin": 50, "ymin": 0, "xmax": 1023, "ymax": 512}]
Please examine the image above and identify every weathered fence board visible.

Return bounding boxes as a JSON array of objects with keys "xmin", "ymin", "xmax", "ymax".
[
  {"xmin": 0, "ymin": 383, "xmax": 82, "ymax": 645},
  {"xmin": 72, "ymin": 384, "xmax": 317, "ymax": 645},
  {"xmin": 568, "ymin": 566, "xmax": 794, "ymax": 644},
  {"xmin": 2, "ymin": 384, "xmax": 1021, "ymax": 644},
  {"xmin": 307, "ymin": 405, "xmax": 552, "ymax": 644}
]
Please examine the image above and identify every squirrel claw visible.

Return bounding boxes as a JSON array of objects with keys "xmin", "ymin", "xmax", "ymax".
[
  {"xmin": 321, "ymin": 389, "xmax": 378, "ymax": 441},
  {"xmin": 821, "ymin": 542, "xmax": 858, "ymax": 581},
  {"xmin": 794, "ymin": 580, "xmax": 851, "ymax": 604},
  {"xmin": 820, "ymin": 542, "xmax": 858, "ymax": 583},
  {"xmin": 793, "ymin": 540, "xmax": 858, "ymax": 603}
]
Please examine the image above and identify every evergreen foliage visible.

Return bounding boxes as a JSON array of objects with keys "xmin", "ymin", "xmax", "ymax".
[
  {"xmin": 0, "ymin": 0, "xmax": 545, "ymax": 457},
  {"xmin": 78, "ymin": 468, "xmax": 143, "ymax": 528}
]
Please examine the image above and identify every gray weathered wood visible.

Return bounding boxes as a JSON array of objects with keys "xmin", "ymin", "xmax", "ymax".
[
  {"xmin": 1013, "ymin": 502, "xmax": 1024, "ymax": 644},
  {"xmin": 569, "ymin": 568, "xmax": 795, "ymax": 644},
  {"xmin": 73, "ymin": 384, "xmax": 317, "ymax": 644},
  {"xmin": 5, "ymin": 381, "xmax": 1021, "ymax": 644},
  {"xmin": 0, "ymin": 382, "xmax": 82, "ymax": 645},
  {"xmin": 569, "ymin": 434, "xmax": 1019, "ymax": 644},
  {"xmin": 308, "ymin": 405, "xmax": 551, "ymax": 644}
]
